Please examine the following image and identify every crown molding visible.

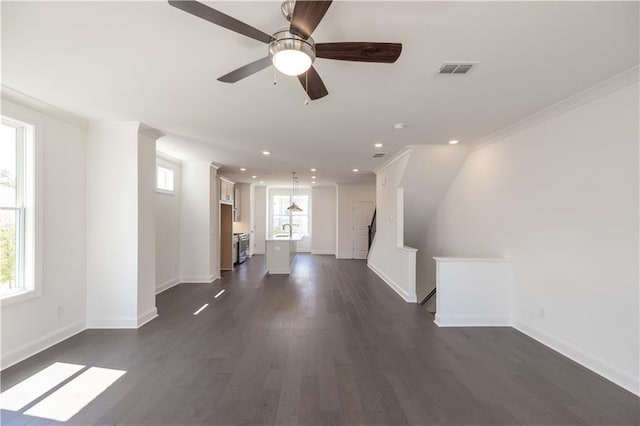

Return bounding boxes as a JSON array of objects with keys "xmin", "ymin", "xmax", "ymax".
[
  {"xmin": 139, "ymin": 123, "xmax": 165, "ymax": 140},
  {"xmin": 470, "ymin": 65, "xmax": 640, "ymax": 151},
  {"xmin": 1, "ymin": 85, "xmax": 88, "ymax": 129},
  {"xmin": 88, "ymin": 121, "xmax": 140, "ymax": 132},
  {"xmin": 373, "ymin": 146, "xmax": 413, "ymax": 174}
]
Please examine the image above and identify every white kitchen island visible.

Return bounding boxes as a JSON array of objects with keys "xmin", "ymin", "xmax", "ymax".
[{"xmin": 265, "ymin": 235, "xmax": 303, "ymax": 274}]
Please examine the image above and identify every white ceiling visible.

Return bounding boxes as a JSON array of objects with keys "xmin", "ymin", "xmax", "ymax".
[{"xmin": 2, "ymin": 1, "xmax": 638, "ymax": 186}]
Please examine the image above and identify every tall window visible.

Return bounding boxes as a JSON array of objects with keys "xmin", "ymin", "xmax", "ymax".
[
  {"xmin": 270, "ymin": 190, "xmax": 310, "ymax": 237},
  {"xmin": 0, "ymin": 118, "xmax": 31, "ymax": 299}
]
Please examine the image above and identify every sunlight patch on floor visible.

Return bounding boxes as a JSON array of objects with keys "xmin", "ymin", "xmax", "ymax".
[
  {"xmin": 23, "ymin": 366, "xmax": 125, "ymax": 422},
  {"xmin": 0, "ymin": 362, "xmax": 84, "ymax": 411},
  {"xmin": 193, "ymin": 303, "xmax": 209, "ymax": 315}
]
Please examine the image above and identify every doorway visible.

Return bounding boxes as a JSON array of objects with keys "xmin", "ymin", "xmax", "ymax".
[
  {"xmin": 352, "ymin": 201, "xmax": 374, "ymax": 259},
  {"xmin": 220, "ymin": 203, "xmax": 233, "ymax": 270}
]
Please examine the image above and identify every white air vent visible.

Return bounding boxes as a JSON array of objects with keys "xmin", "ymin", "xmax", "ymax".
[
  {"xmin": 372, "ymin": 152, "xmax": 386, "ymax": 158},
  {"xmin": 438, "ymin": 62, "xmax": 477, "ymax": 74}
]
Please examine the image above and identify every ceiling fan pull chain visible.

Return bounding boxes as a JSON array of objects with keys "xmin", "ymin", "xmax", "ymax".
[
  {"xmin": 304, "ymin": 71, "xmax": 310, "ymax": 106},
  {"xmin": 273, "ymin": 66, "xmax": 277, "ymax": 85}
]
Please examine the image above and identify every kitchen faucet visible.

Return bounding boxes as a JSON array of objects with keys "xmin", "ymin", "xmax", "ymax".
[{"xmin": 282, "ymin": 223, "xmax": 295, "ymax": 238}]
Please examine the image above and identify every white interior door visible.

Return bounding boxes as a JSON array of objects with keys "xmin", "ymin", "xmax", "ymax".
[{"xmin": 352, "ymin": 201, "xmax": 374, "ymax": 259}]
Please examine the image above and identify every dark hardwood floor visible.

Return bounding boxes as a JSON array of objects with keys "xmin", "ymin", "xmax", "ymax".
[{"xmin": 2, "ymin": 254, "xmax": 638, "ymax": 425}]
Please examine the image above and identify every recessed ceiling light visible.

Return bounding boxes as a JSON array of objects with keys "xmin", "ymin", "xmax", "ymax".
[
  {"xmin": 312, "ymin": 181, "xmax": 316, "ymax": 184},
  {"xmin": 449, "ymin": 140, "xmax": 459, "ymax": 145},
  {"xmin": 374, "ymin": 143, "xmax": 383, "ymax": 148},
  {"xmin": 252, "ymin": 175, "xmax": 257, "ymax": 179},
  {"xmin": 240, "ymin": 168, "xmax": 247, "ymax": 171},
  {"xmin": 311, "ymin": 176, "xmax": 316, "ymax": 179},
  {"xmin": 262, "ymin": 151, "xmax": 271, "ymax": 156},
  {"xmin": 352, "ymin": 168, "xmax": 359, "ymax": 173},
  {"xmin": 393, "ymin": 123, "xmax": 407, "ymax": 130},
  {"xmin": 259, "ymin": 181, "xmax": 264, "ymax": 184},
  {"xmin": 310, "ymin": 168, "xmax": 316, "ymax": 172}
]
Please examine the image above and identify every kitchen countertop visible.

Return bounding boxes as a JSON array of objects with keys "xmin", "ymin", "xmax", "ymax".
[{"xmin": 265, "ymin": 235, "xmax": 304, "ymax": 242}]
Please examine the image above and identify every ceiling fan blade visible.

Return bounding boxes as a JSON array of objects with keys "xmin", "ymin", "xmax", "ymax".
[
  {"xmin": 290, "ymin": 1, "xmax": 333, "ymax": 39},
  {"xmin": 316, "ymin": 42, "xmax": 402, "ymax": 63},
  {"xmin": 218, "ymin": 57, "xmax": 272, "ymax": 83},
  {"xmin": 298, "ymin": 66, "xmax": 328, "ymax": 100},
  {"xmin": 168, "ymin": 0, "xmax": 274, "ymax": 44}
]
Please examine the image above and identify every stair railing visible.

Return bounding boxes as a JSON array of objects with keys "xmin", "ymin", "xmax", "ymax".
[
  {"xmin": 368, "ymin": 209, "xmax": 377, "ymax": 249},
  {"xmin": 420, "ymin": 288, "xmax": 436, "ymax": 306}
]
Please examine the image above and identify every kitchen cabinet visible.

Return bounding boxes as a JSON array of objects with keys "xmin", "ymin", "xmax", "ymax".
[
  {"xmin": 220, "ymin": 177, "xmax": 234, "ymax": 203},
  {"xmin": 265, "ymin": 235, "xmax": 302, "ymax": 274},
  {"xmin": 233, "ymin": 188, "xmax": 240, "ymax": 222}
]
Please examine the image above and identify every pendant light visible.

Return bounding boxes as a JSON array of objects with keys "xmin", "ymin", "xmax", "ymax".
[{"xmin": 287, "ymin": 172, "xmax": 303, "ymax": 212}]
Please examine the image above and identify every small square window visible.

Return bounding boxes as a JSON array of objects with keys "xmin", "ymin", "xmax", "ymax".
[{"xmin": 156, "ymin": 166, "xmax": 174, "ymax": 192}]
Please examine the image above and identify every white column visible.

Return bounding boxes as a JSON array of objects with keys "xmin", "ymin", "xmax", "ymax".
[
  {"xmin": 86, "ymin": 122, "xmax": 163, "ymax": 328},
  {"xmin": 179, "ymin": 161, "xmax": 220, "ymax": 282}
]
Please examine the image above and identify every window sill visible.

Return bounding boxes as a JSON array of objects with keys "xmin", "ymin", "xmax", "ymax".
[
  {"xmin": 155, "ymin": 188, "xmax": 175, "ymax": 195},
  {"xmin": 0, "ymin": 288, "xmax": 42, "ymax": 307}
]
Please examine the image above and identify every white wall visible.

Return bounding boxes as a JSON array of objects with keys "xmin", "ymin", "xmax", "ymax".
[
  {"xmin": 179, "ymin": 162, "xmax": 219, "ymax": 282},
  {"xmin": 86, "ymin": 123, "xmax": 138, "ymax": 327},
  {"xmin": 425, "ymin": 78, "xmax": 639, "ymax": 394},
  {"xmin": 399, "ymin": 145, "xmax": 470, "ymax": 300},
  {"xmin": 366, "ymin": 154, "xmax": 417, "ymax": 301},
  {"xmin": 336, "ymin": 182, "xmax": 375, "ymax": 258},
  {"xmin": 434, "ymin": 258, "xmax": 514, "ymax": 327},
  {"xmin": 253, "ymin": 185, "xmax": 266, "ymax": 254},
  {"xmin": 1, "ymin": 99, "xmax": 87, "ymax": 368},
  {"xmin": 311, "ymin": 185, "xmax": 336, "ymax": 255},
  {"xmin": 136, "ymin": 127, "xmax": 158, "ymax": 323},
  {"xmin": 209, "ymin": 170, "xmax": 219, "ymax": 278},
  {"xmin": 155, "ymin": 155, "xmax": 181, "ymax": 293}
]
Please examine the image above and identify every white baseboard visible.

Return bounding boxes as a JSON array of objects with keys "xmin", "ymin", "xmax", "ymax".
[
  {"xmin": 254, "ymin": 250, "xmax": 265, "ymax": 255},
  {"xmin": 434, "ymin": 314, "xmax": 511, "ymax": 327},
  {"xmin": 157, "ymin": 275, "xmax": 222, "ymax": 294},
  {"xmin": 137, "ymin": 307, "xmax": 158, "ymax": 327},
  {"xmin": 514, "ymin": 320, "xmax": 639, "ymax": 396},
  {"xmin": 267, "ymin": 269, "xmax": 291, "ymax": 274},
  {"xmin": 156, "ymin": 277, "xmax": 180, "ymax": 294},
  {"xmin": 367, "ymin": 262, "xmax": 417, "ymax": 303},
  {"xmin": 87, "ymin": 317, "xmax": 140, "ymax": 329},
  {"xmin": 179, "ymin": 275, "xmax": 216, "ymax": 284},
  {"xmin": 1, "ymin": 320, "xmax": 86, "ymax": 370},
  {"xmin": 311, "ymin": 250, "xmax": 335, "ymax": 255},
  {"xmin": 336, "ymin": 254, "xmax": 352, "ymax": 259},
  {"xmin": 87, "ymin": 307, "xmax": 157, "ymax": 329}
]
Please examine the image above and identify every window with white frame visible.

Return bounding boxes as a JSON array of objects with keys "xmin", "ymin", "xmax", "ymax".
[
  {"xmin": 269, "ymin": 188, "xmax": 310, "ymax": 237},
  {"xmin": 156, "ymin": 165, "xmax": 174, "ymax": 192},
  {"xmin": 0, "ymin": 116, "xmax": 36, "ymax": 301}
]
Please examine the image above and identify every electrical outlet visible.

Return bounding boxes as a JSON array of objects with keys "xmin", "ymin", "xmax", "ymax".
[
  {"xmin": 57, "ymin": 304, "xmax": 64, "ymax": 318},
  {"xmin": 538, "ymin": 306, "xmax": 545, "ymax": 319}
]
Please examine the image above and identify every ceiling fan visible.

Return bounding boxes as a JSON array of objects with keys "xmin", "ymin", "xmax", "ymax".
[{"xmin": 168, "ymin": 0, "xmax": 402, "ymax": 101}]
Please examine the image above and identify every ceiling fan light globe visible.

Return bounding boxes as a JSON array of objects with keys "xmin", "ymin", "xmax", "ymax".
[
  {"xmin": 269, "ymin": 30, "xmax": 316, "ymax": 76},
  {"xmin": 272, "ymin": 50, "xmax": 312, "ymax": 76}
]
